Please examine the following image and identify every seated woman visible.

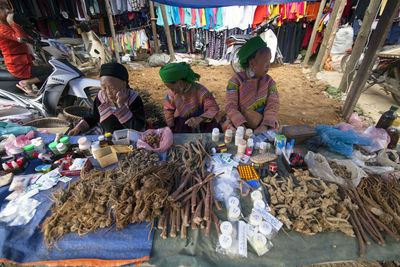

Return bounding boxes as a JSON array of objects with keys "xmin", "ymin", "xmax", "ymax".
[
  {"xmin": 159, "ymin": 62, "xmax": 220, "ymax": 133},
  {"xmin": 0, "ymin": 2, "xmax": 53, "ymax": 96},
  {"xmin": 223, "ymin": 36, "xmax": 279, "ymax": 134},
  {"xmin": 68, "ymin": 63, "xmax": 146, "ymax": 135}
]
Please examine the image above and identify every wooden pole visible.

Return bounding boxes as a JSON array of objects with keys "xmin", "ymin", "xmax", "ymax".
[
  {"xmin": 149, "ymin": 1, "xmax": 160, "ymax": 54},
  {"xmin": 342, "ymin": 0, "xmax": 400, "ymax": 120},
  {"xmin": 160, "ymin": 4, "xmax": 175, "ymax": 61},
  {"xmin": 338, "ymin": 0, "xmax": 381, "ymax": 92},
  {"xmin": 104, "ymin": 0, "xmax": 121, "ymax": 63},
  {"xmin": 302, "ymin": 0, "xmax": 326, "ymax": 67},
  {"xmin": 311, "ymin": 0, "xmax": 346, "ymax": 73}
]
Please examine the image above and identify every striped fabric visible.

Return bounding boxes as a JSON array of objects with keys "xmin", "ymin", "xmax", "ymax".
[
  {"xmin": 97, "ymin": 89, "xmax": 138, "ymax": 124},
  {"xmin": 225, "ymin": 72, "xmax": 279, "ymax": 128},
  {"xmin": 164, "ymin": 83, "xmax": 219, "ymax": 127}
]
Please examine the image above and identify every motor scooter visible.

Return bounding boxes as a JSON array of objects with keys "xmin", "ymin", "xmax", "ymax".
[
  {"xmin": 0, "ymin": 32, "xmax": 100, "ymax": 117},
  {"xmin": 226, "ymin": 15, "xmax": 284, "ymax": 73}
]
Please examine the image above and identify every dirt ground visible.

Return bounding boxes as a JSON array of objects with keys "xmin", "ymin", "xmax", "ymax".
[{"xmin": 128, "ymin": 64, "xmax": 343, "ymax": 127}]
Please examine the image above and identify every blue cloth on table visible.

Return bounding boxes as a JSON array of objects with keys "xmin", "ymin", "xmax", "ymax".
[
  {"xmin": 0, "ymin": 134, "xmax": 155, "ymax": 265},
  {"xmin": 0, "ymin": 121, "xmax": 36, "ymax": 136},
  {"xmin": 315, "ymin": 124, "xmax": 372, "ymax": 156}
]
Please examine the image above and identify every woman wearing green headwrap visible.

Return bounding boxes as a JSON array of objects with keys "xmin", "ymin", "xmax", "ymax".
[
  {"xmin": 223, "ymin": 36, "xmax": 279, "ymax": 134},
  {"xmin": 160, "ymin": 62, "xmax": 220, "ymax": 133}
]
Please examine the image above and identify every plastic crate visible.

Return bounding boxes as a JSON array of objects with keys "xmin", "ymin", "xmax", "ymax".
[{"xmin": 112, "ymin": 129, "xmax": 131, "ymax": 145}]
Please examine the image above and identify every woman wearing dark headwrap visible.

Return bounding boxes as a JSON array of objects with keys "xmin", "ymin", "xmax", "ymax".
[
  {"xmin": 223, "ymin": 36, "xmax": 279, "ymax": 134},
  {"xmin": 159, "ymin": 62, "xmax": 219, "ymax": 133},
  {"xmin": 68, "ymin": 63, "xmax": 146, "ymax": 135}
]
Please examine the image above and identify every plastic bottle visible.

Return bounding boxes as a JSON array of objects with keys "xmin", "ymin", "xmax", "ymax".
[
  {"xmin": 245, "ymin": 128, "xmax": 253, "ymax": 140},
  {"xmin": 246, "ymin": 138, "xmax": 254, "ymax": 156},
  {"xmin": 376, "ymin": 105, "xmax": 398, "ymax": 129},
  {"xmin": 59, "ymin": 137, "xmax": 70, "ymax": 148},
  {"xmin": 56, "ymin": 143, "xmax": 68, "ymax": 154},
  {"xmin": 212, "ymin": 128, "xmax": 220, "ymax": 142},
  {"xmin": 49, "ymin": 142, "xmax": 59, "ymax": 155},
  {"xmin": 24, "ymin": 144, "xmax": 36, "ymax": 159},
  {"xmin": 91, "ymin": 141, "xmax": 101, "ymax": 159},
  {"xmin": 105, "ymin": 132, "xmax": 114, "ymax": 145},
  {"xmin": 259, "ymin": 142, "xmax": 267, "ymax": 154},
  {"xmin": 224, "ymin": 129, "xmax": 233, "ymax": 144},
  {"xmin": 235, "ymin": 131, "xmax": 244, "ymax": 146},
  {"xmin": 387, "ymin": 118, "xmax": 400, "ymax": 149},
  {"xmin": 32, "ymin": 137, "xmax": 46, "ymax": 154},
  {"xmin": 78, "ymin": 137, "xmax": 92, "ymax": 156},
  {"xmin": 237, "ymin": 140, "xmax": 247, "ymax": 155},
  {"xmin": 98, "ymin": 135, "xmax": 107, "ymax": 147}
]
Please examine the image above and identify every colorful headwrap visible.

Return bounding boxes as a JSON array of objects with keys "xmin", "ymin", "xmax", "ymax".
[
  {"xmin": 100, "ymin": 62, "xmax": 129, "ymax": 82},
  {"xmin": 159, "ymin": 62, "xmax": 200, "ymax": 84},
  {"xmin": 237, "ymin": 36, "xmax": 267, "ymax": 69}
]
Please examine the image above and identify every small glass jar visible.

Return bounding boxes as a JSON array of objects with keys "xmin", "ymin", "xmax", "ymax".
[{"xmin": 224, "ymin": 129, "xmax": 233, "ymax": 144}]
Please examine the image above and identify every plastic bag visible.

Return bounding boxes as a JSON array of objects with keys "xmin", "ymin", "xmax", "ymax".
[
  {"xmin": 351, "ymin": 150, "xmax": 394, "ymax": 175},
  {"xmin": 136, "ymin": 127, "xmax": 173, "ymax": 153},
  {"xmin": 331, "ymin": 26, "xmax": 353, "ymax": 54},
  {"xmin": 315, "ymin": 125, "xmax": 372, "ymax": 156},
  {"xmin": 216, "ymin": 220, "xmax": 247, "ymax": 258},
  {"xmin": 0, "ymin": 192, "xmax": 40, "ymax": 226},
  {"xmin": 304, "ymin": 151, "xmax": 366, "ymax": 186},
  {"xmin": 360, "ymin": 126, "xmax": 390, "ymax": 153},
  {"xmin": 9, "ymin": 174, "xmax": 32, "ymax": 191}
]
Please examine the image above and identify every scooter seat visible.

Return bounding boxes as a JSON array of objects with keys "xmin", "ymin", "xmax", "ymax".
[
  {"xmin": 0, "ymin": 69, "xmax": 19, "ymax": 81},
  {"xmin": 231, "ymin": 34, "xmax": 252, "ymax": 40}
]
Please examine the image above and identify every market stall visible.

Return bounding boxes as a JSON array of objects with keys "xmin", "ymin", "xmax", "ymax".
[{"xmin": 0, "ymin": 120, "xmax": 400, "ymax": 266}]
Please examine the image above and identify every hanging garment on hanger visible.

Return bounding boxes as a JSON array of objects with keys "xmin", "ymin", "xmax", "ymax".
[
  {"xmin": 215, "ymin": 8, "xmax": 223, "ymax": 30},
  {"xmin": 172, "ymin": 6, "xmax": 181, "ymax": 25},
  {"xmin": 184, "ymin": 8, "xmax": 192, "ymax": 26},
  {"xmin": 204, "ymin": 8, "xmax": 214, "ymax": 29}
]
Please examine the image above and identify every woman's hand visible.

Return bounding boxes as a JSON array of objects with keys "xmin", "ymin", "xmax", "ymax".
[
  {"xmin": 254, "ymin": 125, "xmax": 269, "ymax": 134},
  {"xmin": 116, "ymin": 89, "xmax": 129, "ymax": 108},
  {"xmin": 185, "ymin": 117, "xmax": 203, "ymax": 128},
  {"xmin": 68, "ymin": 127, "xmax": 81, "ymax": 136},
  {"xmin": 6, "ymin": 13, "xmax": 14, "ymax": 24}
]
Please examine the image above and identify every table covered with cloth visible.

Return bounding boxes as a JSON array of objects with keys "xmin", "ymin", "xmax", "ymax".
[
  {"xmin": 0, "ymin": 134, "xmax": 153, "ymax": 266},
  {"xmin": 148, "ymin": 134, "xmax": 400, "ymax": 267}
]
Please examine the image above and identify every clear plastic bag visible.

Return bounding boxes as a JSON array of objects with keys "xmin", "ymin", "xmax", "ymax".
[
  {"xmin": 216, "ymin": 220, "xmax": 247, "ymax": 258},
  {"xmin": 9, "ymin": 174, "xmax": 32, "ymax": 191},
  {"xmin": 0, "ymin": 193, "xmax": 40, "ymax": 226},
  {"xmin": 351, "ymin": 150, "xmax": 394, "ymax": 175},
  {"xmin": 304, "ymin": 151, "xmax": 366, "ymax": 186},
  {"xmin": 136, "ymin": 127, "xmax": 173, "ymax": 153},
  {"xmin": 360, "ymin": 126, "xmax": 390, "ymax": 153},
  {"xmin": 250, "ymin": 187, "xmax": 270, "ymax": 212}
]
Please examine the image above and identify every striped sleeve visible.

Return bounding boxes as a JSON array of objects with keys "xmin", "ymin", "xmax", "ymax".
[
  {"xmin": 114, "ymin": 103, "xmax": 133, "ymax": 124},
  {"xmin": 262, "ymin": 79, "xmax": 280, "ymax": 128},
  {"xmin": 163, "ymin": 90, "xmax": 176, "ymax": 127},
  {"xmin": 225, "ymin": 75, "xmax": 247, "ymax": 128},
  {"xmin": 198, "ymin": 85, "xmax": 219, "ymax": 121}
]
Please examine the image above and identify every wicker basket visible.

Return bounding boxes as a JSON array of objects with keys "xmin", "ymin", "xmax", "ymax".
[
  {"xmin": 23, "ymin": 117, "xmax": 71, "ymax": 129},
  {"xmin": 63, "ymin": 106, "xmax": 90, "ymax": 124}
]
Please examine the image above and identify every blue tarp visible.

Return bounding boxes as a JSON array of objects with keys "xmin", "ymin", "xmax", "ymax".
[
  {"xmin": 152, "ymin": 0, "xmax": 318, "ymax": 8},
  {"xmin": 0, "ymin": 134, "xmax": 154, "ymax": 266}
]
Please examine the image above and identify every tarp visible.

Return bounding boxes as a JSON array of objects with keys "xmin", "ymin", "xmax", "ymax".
[
  {"xmin": 152, "ymin": 0, "xmax": 318, "ymax": 8},
  {"xmin": 0, "ymin": 134, "xmax": 154, "ymax": 266}
]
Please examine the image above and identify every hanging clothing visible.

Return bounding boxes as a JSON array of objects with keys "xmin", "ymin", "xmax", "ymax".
[
  {"xmin": 0, "ymin": 22, "xmax": 34, "ymax": 79},
  {"xmin": 156, "ymin": 4, "xmax": 174, "ymax": 26},
  {"xmin": 225, "ymin": 72, "xmax": 279, "ymax": 129},
  {"xmin": 253, "ymin": 5, "xmax": 268, "ymax": 28},
  {"xmin": 163, "ymin": 83, "xmax": 219, "ymax": 130},
  {"xmin": 78, "ymin": 89, "xmax": 146, "ymax": 133}
]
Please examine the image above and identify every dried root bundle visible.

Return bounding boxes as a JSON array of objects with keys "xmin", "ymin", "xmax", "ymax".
[
  {"xmin": 261, "ymin": 169, "xmax": 354, "ymax": 237},
  {"xmin": 145, "ymin": 132, "xmax": 162, "ymax": 149},
  {"xmin": 158, "ymin": 138, "xmax": 221, "ymax": 239},
  {"xmin": 41, "ymin": 148, "xmax": 175, "ymax": 248}
]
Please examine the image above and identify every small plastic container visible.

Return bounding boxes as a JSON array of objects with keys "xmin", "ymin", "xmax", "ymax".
[
  {"xmin": 237, "ymin": 140, "xmax": 247, "ymax": 155},
  {"xmin": 212, "ymin": 128, "xmax": 220, "ymax": 142},
  {"xmin": 91, "ymin": 141, "xmax": 101, "ymax": 159},
  {"xmin": 32, "ymin": 138, "xmax": 46, "ymax": 154},
  {"xmin": 253, "ymin": 233, "xmax": 267, "ymax": 252},
  {"xmin": 93, "ymin": 146, "xmax": 118, "ymax": 168},
  {"xmin": 56, "ymin": 143, "xmax": 68, "ymax": 154},
  {"xmin": 246, "ymin": 138, "xmax": 254, "ymax": 156},
  {"xmin": 254, "ymin": 199, "xmax": 266, "ymax": 210},
  {"xmin": 24, "ymin": 144, "xmax": 36, "ymax": 159},
  {"xmin": 235, "ymin": 132, "xmax": 244, "ymax": 146},
  {"xmin": 112, "ymin": 129, "xmax": 131, "ymax": 145},
  {"xmin": 78, "ymin": 137, "xmax": 92, "ymax": 157},
  {"xmin": 60, "ymin": 136, "xmax": 70, "ymax": 147},
  {"xmin": 228, "ymin": 196, "xmax": 240, "ymax": 208},
  {"xmin": 259, "ymin": 221, "xmax": 274, "ymax": 239},
  {"xmin": 259, "ymin": 142, "xmax": 267, "ymax": 154},
  {"xmin": 249, "ymin": 212, "xmax": 262, "ymax": 226},
  {"xmin": 245, "ymin": 129, "xmax": 253, "ymax": 140},
  {"xmin": 228, "ymin": 206, "xmax": 241, "ymax": 221},
  {"xmin": 251, "ymin": 190, "xmax": 263, "ymax": 202},
  {"xmin": 49, "ymin": 142, "xmax": 59, "ymax": 155},
  {"xmin": 224, "ymin": 129, "xmax": 233, "ymax": 144},
  {"xmin": 246, "ymin": 223, "xmax": 258, "ymax": 239},
  {"xmin": 105, "ymin": 132, "xmax": 112, "ymax": 141},
  {"xmin": 237, "ymin": 126, "xmax": 244, "ymax": 134},
  {"xmin": 220, "ymin": 221, "xmax": 233, "ymax": 235},
  {"xmin": 219, "ymin": 234, "xmax": 233, "ymax": 250}
]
